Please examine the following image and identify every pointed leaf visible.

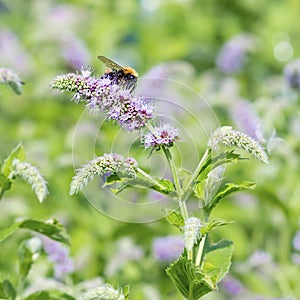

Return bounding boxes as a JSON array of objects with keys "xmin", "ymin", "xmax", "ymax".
[
  {"xmin": 206, "ymin": 182, "xmax": 256, "ymax": 213},
  {"xmin": 0, "ymin": 218, "xmax": 69, "ymax": 244},
  {"xmin": 202, "ymin": 240, "xmax": 234, "ymax": 285},
  {"xmin": 166, "ymin": 255, "xmax": 215, "ymax": 299},
  {"xmin": 200, "ymin": 220, "xmax": 234, "ymax": 235},
  {"xmin": 18, "ymin": 238, "xmax": 42, "ymax": 282},
  {"xmin": 165, "ymin": 209, "xmax": 184, "ymax": 230},
  {"xmin": 2, "ymin": 144, "xmax": 25, "ymax": 177},
  {"xmin": 0, "ymin": 279, "xmax": 16, "ymax": 300}
]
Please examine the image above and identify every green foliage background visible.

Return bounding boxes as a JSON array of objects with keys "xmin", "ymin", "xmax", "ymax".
[{"xmin": 1, "ymin": 0, "xmax": 300, "ymax": 299}]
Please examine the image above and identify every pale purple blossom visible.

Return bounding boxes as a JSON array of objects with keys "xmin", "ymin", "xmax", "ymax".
[
  {"xmin": 291, "ymin": 253, "xmax": 300, "ymax": 266},
  {"xmin": 231, "ymin": 99, "xmax": 264, "ymax": 141},
  {"xmin": 0, "ymin": 29, "xmax": 31, "ymax": 73},
  {"xmin": 153, "ymin": 235, "xmax": 184, "ymax": 261},
  {"xmin": 42, "ymin": 237, "xmax": 74, "ymax": 280},
  {"xmin": 216, "ymin": 34, "xmax": 255, "ymax": 74},
  {"xmin": 143, "ymin": 124, "xmax": 179, "ymax": 149},
  {"xmin": 61, "ymin": 36, "xmax": 90, "ymax": 70},
  {"xmin": 221, "ymin": 275, "xmax": 245, "ymax": 295},
  {"xmin": 51, "ymin": 70, "xmax": 153, "ymax": 132},
  {"xmin": 248, "ymin": 250, "xmax": 273, "ymax": 267},
  {"xmin": 292, "ymin": 231, "xmax": 300, "ymax": 251},
  {"xmin": 284, "ymin": 58, "xmax": 300, "ymax": 89}
]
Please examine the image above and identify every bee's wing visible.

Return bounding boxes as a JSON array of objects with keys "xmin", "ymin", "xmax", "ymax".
[{"xmin": 97, "ymin": 55, "xmax": 123, "ymax": 70}]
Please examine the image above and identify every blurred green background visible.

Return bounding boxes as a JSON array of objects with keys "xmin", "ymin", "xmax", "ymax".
[{"xmin": 1, "ymin": 0, "xmax": 300, "ymax": 299}]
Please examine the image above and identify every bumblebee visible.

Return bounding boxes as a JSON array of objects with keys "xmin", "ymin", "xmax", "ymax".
[{"xmin": 98, "ymin": 55, "xmax": 138, "ymax": 91}]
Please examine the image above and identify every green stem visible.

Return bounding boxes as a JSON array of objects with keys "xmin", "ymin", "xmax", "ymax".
[
  {"xmin": 195, "ymin": 235, "xmax": 207, "ymax": 267},
  {"xmin": 136, "ymin": 167, "xmax": 168, "ymax": 191},
  {"xmin": 182, "ymin": 148, "xmax": 211, "ymax": 199},
  {"xmin": 162, "ymin": 146, "xmax": 188, "ymax": 220},
  {"xmin": 0, "ymin": 187, "xmax": 5, "ymax": 201}
]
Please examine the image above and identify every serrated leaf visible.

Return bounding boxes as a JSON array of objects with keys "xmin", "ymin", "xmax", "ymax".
[
  {"xmin": 200, "ymin": 220, "xmax": 234, "ymax": 235},
  {"xmin": 1, "ymin": 144, "xmax": 25, "ymax": 177},
  {"xmin": 0, "ymin": 279, "xmax": 16, "ymax": 300},
  {"xmin": 0, "ymin": 218, "xmax": 69, "ymax": 245},
  {"xmin": 206, "ymin": 181, "xmax": 256, "ymax": 214},
  {"xmin": 166, "ymin": 256, "xmax": 215, "ymax": 299},
  {"xmin": 202, "ymin": 240, "xmax": 234, "ymax": 284},
  {"xmin": 165, "ymin": 209, "xmax": 184, "ymax": 230},
  {"xmin": 23, "ymin": 290, "xmax": 75, "ymax": 300}
]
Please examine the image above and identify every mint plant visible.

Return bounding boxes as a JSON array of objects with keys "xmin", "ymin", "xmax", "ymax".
[{"xmin": 50, "ymin": 63, "xmax": 268, "ymax": 299}]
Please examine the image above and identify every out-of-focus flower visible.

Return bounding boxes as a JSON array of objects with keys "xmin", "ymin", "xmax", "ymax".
[
  {"xmin": 105, "ymin": 237, "xmax": 144, "ymax": 277},
  {"xmin": 69, "ymin": 153, "xmax": 138, "ymax": 195},
  {"xmin": 80, "ymin": 284, "xmax": 125, "ymax": 300},
  {"xmin": 216, "ymin": 34, "xmax": 256, "ymax": 74},
  {"xmin": 291, "ymin": 253, "xmax": 300, "ymax": 266},
  {"xmin": 143, "ymin": 124, "xmax": 179, "ymax": 149},
  {"xmin": 248, "ymin": 250, "xmax": 273, "ymax": 267},
  {"xmin": 60, "ymin": 36, "xmax": 90, "ymax": 70},
  {"xmin": 221, "ymin": 275, "xmax": 245, "ymax": 295},
  {"xmin": 42, "ymin": 237, "xmax": 74, "ymax": 280},
  {"xmin": 284, "ymin": 58, "xmax": 300, "ymax": 90},
  {"xmin": 231, "ymin": 99, "xmax": 264, "ymax": 142},
  {"xmin": 51, "ymin": 69, "xmax": 153, "ymax": 131},
  {"xmin": 292, "ymin": 230, "xmax": 300, "ymax": 251},
  {"xmin": 183, "ymin": 217, "xmax": 202, "ymax": 251},
  {"xmin": 153, "ymin": 235, "xmax": 184, "ymax": 262},
  {"xmin": 0, "ymin": 29, "xmax": 31, "ymax": 73},
  {"xmin": 9, "ymin": 159, "xmax": 48, "ymax": 203},
  {"xmin": 208, "ymin": 126, "xmax": 269, "ymax": 164},
  {"xmin": 0, "ymin": 67, "xmax": 23, "ymax": 94}
]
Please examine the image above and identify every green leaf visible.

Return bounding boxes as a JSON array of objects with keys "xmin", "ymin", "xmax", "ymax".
[
  {"xmin": 0, "ymin": 279, "xmax": 16, "ymax": 300},
  {"xmin": 166, "ymin": 240, "xmax": 234, "ymax": 299},
  {"xmin": 18, "ymin": 238, "xmax": 42, "ymax": 282},
  {"xmin": 1, "ymin": 143, "xmax": 25, "ymax": 177},
  {"xmin": 0, "ymin": 173, "xmax": 12, "ymax": 199},
  {"xmin": 206, "ymin": 181, "xmax": 256, "ymax": 213},
  {"xmin": 200, "ymin": 220, "xmax": 234, "ymax": 235},
  {"xmin": 165, "ymin": 209, "xmax": 184, "ymax": 230},
  {"xmin": 194, "ymin": 181, "xmax": 205, "ymax": 200},
  {"xmin": 8, "ymin": 81, "xmax": 23, "ymax": 95},
  {"xmin": 123, "ymin": 285, "xmax": 130, "ymax": 300},
  {"xmin": 166, "ymin": 256, "xmax": 215, "ymax": 299},
  {"xmin": 202, "ymin": 240, "xmax": 234, "ymax": 286},
  {"xmin": 0, "ymin": 218, "xmax": 69, "ymax": 245},
  {"xmin": 23, "ymin": 290, "xmax": 75, "ymax": 300}
]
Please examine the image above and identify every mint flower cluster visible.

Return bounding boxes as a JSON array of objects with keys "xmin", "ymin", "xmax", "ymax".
[
  {"xmin": 70, "ymin": 153, "xmax": 138, "ymax": 195},
  {"xmin": 209, "ymin": 126, "xmax": 269, "ymax": 164},
  {"xmin": 51, "ymin": 68, "xmax": 153, "ymax": 132},
  {"xmin": 10, "ymin": 159, "xmax": 48, "ymax": 203}
]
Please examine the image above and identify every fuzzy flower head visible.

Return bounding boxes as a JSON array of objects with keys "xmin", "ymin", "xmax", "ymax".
[
  {"xmin": 70, "ymin": 153, "xmax": 138, "ymax": 195},
  {"xmin": 81, "ymin": 284, "xmax": 125, "ymax": 300},
  {"xmin": 152, "ymin": 235, "xmax": 184, "ymax": 262},
  {"xmin": 183, "ymin": 217, "xmax": 202, "ymax": 252},
  {"xmin": 208, "ymin": 126, "xmax": 269, "ymax": 164},
  {"xmin": 51, "ymin": 69, "xmax": 153, "ymax": 131},
  {"xmin": 9, "ymin": 159, "xmax": 48, "ymax": 202},
  {"xmin": 143, "ymin": 124, "xmax": 179, "ymax": 150},
  {"xmin": 0, "ymin": 67, "xmax": 23, "ymax": 94},
  {"xmin": 284, "ymin": 58, "xmax": 300, "ymax": 90}
]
